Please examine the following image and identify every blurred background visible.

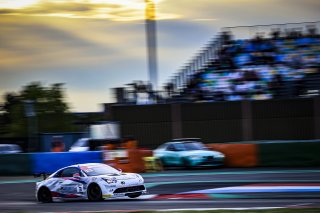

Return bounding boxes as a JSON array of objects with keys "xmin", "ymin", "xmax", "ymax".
[
  {"xmin": 0, "ymin": 1, "xmax": 320, "ymax": 211},
  {"xmin": 0, "ymin": 0, "xmax": 319, "ymax": 153}
]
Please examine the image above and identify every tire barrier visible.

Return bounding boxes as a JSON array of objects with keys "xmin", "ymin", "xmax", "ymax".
[
  {"xmin": 110, "ymin": 149, "xmax": 146, "ymax": 173},
  {"xmin": 207, "ymin": 144, "xmax": 258, "ymax": 167},
  {"xmin": 103, "ymin": 148, "xmax": 157, "ymax": 173}
]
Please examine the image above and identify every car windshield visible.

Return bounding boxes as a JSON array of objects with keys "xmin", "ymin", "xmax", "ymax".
[
  {"xmin": 72, "ymin": 139, "xmax": 88, "ymax": 147},
  {"xmin": 0, "ymin": 146, "xmax": 7, "ymax": 151},
  {"xmin": 182, "ymin": 142, "xmax": 208, "ymax": 151},
  {"xmin": 81, "ymin": 164, "xmax": 120, "ymax": 176}
]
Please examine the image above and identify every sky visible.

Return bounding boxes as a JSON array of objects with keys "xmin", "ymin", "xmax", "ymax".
[{"xmin": 0, "ymin": 0, "xmax": 319, "ymax": 112}]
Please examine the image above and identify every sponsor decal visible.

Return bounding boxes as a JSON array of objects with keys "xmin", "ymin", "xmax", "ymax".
[
  {"xmin": 51, "ymin": 191, "xmax": 81, "ymax": 198},
  {"xmin": 62, "ymin": 178, "xmax": 87, "ymax": 185},
  {"xmin": 112, "ymin": 177, "xmax": 117, "ymax": 183},
  {"xmin": 103, "ymin": 194, "xmax": 112, "ymax": 198}
]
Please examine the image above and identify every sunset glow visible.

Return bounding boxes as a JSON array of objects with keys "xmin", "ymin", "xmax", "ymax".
[
  {"xmin": 0, "ymin": 0, "xmax": 39, "ymax": 9},
  {"xmin": 0, "ymin": 0, "xmax": 174, "ymax": 21},
  {"xmin": 1, "ymin": 0, "xmax": 319, "ymax": 111}
]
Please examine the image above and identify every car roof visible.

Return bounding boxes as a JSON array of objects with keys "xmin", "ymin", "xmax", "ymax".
[
  {"xmin": 53, "ymin": 163, "xmax": 107, "ymax": 173},
  {"xmin": 0, "ymin": 144, "xmax": 19, "ymax": 147},
  {"xmin": 68, "ymin": 163, "xmax": 105, "ymax": 168},
  {"xmin": 165, "ymin": 141, "xmax": 201, "ymax": 145},
  {"xmin": 172, "ymin": 138, "xmax": 201, "ymax": 141}
]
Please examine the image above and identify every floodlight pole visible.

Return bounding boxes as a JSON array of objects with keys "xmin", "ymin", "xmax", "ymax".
[
  {"xmin": 23, "ymin": 100, "xmax": 37, "ymax": 152},
  {"xmin": 145, "ymin": 0, "xmax": 158, "ymax": 91}
]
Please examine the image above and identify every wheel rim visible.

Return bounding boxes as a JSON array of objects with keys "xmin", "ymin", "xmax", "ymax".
[
  {"xmin": 183, "ymin": 158, "xmax": 191, "ymax": 168},
  {"xmin": 89, "ymin": 185, "xmax": 101, "ymax": 200},
  {"xmin": 39, "ymin": 188, "xmax": 51, "ymax": 203}
]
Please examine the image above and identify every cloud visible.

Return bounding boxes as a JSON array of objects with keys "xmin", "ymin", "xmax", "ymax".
[
  {"xmin": 0, "ymin": 16, "xmax": 121, "ymax": 71},
  {"xmin": 0, "ymin": 14, "xmax": 149, "ymax": 110},
  {"xmin": 0, "ymin": 0, "xmax": 179, "ymax": 21},
  {"xmin": 0, "ymin": 8, "xmax": 12, "ymax": 14},
  {"xmin": 160, "ymin": 0, "xmax": 320, "ymax": 26},
  {"xmin": 1, "ymin": 0, "xmax": 319, "ymax": 111},
  {"xmin": 0, "ymin": 1, "xmax": 122, "ymax": 19}
]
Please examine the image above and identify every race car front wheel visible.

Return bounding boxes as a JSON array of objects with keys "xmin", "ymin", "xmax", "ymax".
[
  {"xmin": 182, "ymin": 158, "xmax": 192, "ymax": 169},
  {"xmin": 87, "ymin": 183, "xmax": 103, "ymax": 201},
  {"xmin": 38, "ymin": 187, "xmax": 52, "ymax": 203}
]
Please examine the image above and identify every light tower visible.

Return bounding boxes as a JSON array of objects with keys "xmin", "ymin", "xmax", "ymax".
[{"xmin": 145, "ymin": 0, "xmax": 158, "ymax": 90}]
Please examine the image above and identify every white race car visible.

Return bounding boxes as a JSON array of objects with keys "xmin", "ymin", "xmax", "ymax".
[{"xmin": 35, "ymin": 163, "xmax": 146, "ymax": 203}]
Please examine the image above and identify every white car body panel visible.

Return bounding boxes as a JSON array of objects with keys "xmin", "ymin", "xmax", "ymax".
[{"xmin": 35, "ymin": 163, "xmax": 146, "ymax": 202}]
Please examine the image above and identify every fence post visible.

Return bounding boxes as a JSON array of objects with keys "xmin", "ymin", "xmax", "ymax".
[
  {"xmin": 242, "ymin": 100, "xmax": 253, "ymax": 141},
  {"xmin": 171, "ymin": 104, "xmax": 182, "ymax": 139},
  {"xmin": 314, "ymin": 97, "xmax": 320, "ymax": 139}
]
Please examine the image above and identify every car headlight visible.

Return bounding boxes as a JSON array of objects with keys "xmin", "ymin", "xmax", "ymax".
[
  {"xmin": 216, "ymin": 153, "xmax": 225, "ymax": 158},
  {"xmin": 102, "ymin": 178, "xmax": 113, "ymax": 184},
  {"xmin": 135, "ymin": 174, "xmax": 144, "ymax": 182}
]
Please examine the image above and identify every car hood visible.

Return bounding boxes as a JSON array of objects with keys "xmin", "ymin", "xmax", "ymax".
[
  {"xmin": 69, "ymin": 146, "xmax": 89, "ymax": 152},
  {"xmin": 179, "ymin": 150, "xmax": 223, "ymax": 157},
  {"xmin": 99, "ymin": 173, "xmax": 139, "ymax": 180}
]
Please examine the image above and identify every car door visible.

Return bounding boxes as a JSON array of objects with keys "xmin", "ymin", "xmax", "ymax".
[
  {"xmin": 163, "ymin": 144, "xmax": 181, "ymax": 166},
  {"xmin": 56, "ymin": 167, "xmax": 84, "ymax": 196}
]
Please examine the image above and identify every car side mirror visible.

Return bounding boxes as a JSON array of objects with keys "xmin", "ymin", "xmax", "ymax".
[{"xmin": 117, "ymin": 168, "xmax": 122, "ymax": 173}]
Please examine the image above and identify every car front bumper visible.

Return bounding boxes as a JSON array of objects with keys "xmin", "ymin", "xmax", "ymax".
[{"xmin": 190, "ymin": 156, "xmax": 224, "ymax": 167}]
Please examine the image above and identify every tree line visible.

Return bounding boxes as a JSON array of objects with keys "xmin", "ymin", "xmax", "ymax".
[{"xmin": 0, "ymin": 82, "xmax": 103, "ymax": 138}]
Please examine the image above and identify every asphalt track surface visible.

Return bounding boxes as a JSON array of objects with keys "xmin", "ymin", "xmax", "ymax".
[{"xmin": 0, "ymin": 167, "xmax": 320, "ymax": 212}]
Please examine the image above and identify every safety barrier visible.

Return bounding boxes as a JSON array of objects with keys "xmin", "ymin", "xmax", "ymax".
[
  {"xmin": 1, "ymin": 140, "xmax": 319, "ymax": 176},
  {"xmin": 207, "ymin": 144, "xmax": 258, "ymax": 167},
  {"xmin": 104, "ymin": 149, "xmax": 153, "ymax": 173},
  {"xmin": 0, "ymin": 152, "xmax": 103, "ymax": 176},
  {"xmin": 208, "ymin": 141, "xmax": 320, "ymax": 167},
  {"xmin": 258, "ymin": 141, "xmax": 320, "ymax": 167},
  {"xmin": 0, "ymin": 153, "xmax": 33, "ymax": 175},
  {"xmin": 32, "ymin": 151, "xmax": 103, "ymax": 174}
]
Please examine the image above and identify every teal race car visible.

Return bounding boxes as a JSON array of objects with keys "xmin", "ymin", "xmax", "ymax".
[{"xmin": 154, "ymin": 139, "xmax": 225, "ymax": 168}]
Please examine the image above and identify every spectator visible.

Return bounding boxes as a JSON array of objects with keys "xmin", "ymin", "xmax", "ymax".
[
  {"xmin": 51, "ymin": 136, "xmax": 65, "ymax": 152},
  {"xmin": 175, "ymin": 24, "xmax": 320, "ymax": 104},
  {"xmin": 269, "ymin": 72, "xmax": 284, "ymax": 98}
]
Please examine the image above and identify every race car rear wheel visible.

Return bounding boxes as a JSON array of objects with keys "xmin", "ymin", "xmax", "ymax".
[
  {"xmin": 87, "ymin": 183, "xmax": 102, "ymax": 201},
  {"xmin": 37, "ymin": 187, "xmax": 52, "ymax": 203},
  {"xmin": 127, "ymin": 192, "xmax": 142, "ymax": 198}
]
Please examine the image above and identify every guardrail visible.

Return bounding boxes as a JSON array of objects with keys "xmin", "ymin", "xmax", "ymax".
[
  {"xmin": 0, "ymin": 140, "xmax": 319, "ymax": 175},
  {"xmin": 208, "ymin": 140, "xmax": 320, "ymax": 167}
]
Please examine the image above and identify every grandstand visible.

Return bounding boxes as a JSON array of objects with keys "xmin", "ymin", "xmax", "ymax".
[
  {"xmin": 108, "ymin": 21, "xmax": 320, "ymax": 147},
  {"xmin": 113, "ymin": 21, "xmax": 320, "ymax": 105},
  {"xmin": 168, "ymin": 21, "xmax": 320, "ymax": 103}
]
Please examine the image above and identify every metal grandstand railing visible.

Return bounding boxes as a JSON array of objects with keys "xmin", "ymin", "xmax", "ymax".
[
  {"xmin": 167, "ymin": 21, "xmax": 320, "ymax": 95},
  {"xmin": 166, "ymin": 35, "xmax": 222, "ymax": 93},
  {"xmin": 222, "ymin": 21, "xmax": 320, "ymax": 40}
]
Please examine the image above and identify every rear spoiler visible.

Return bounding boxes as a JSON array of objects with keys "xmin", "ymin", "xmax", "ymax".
[{"xmin": 33, "ymin": 173, "xmax": 51, "ymax": 180}]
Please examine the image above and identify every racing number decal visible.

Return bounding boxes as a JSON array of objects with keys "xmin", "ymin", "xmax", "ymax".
[
  {"xmin": 59, "ymin": 179, "xmax": 81, "ymax": 194},
  {"xmin": 60, "ymin": 185, "xmax": 77, "ymax": 193}
]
